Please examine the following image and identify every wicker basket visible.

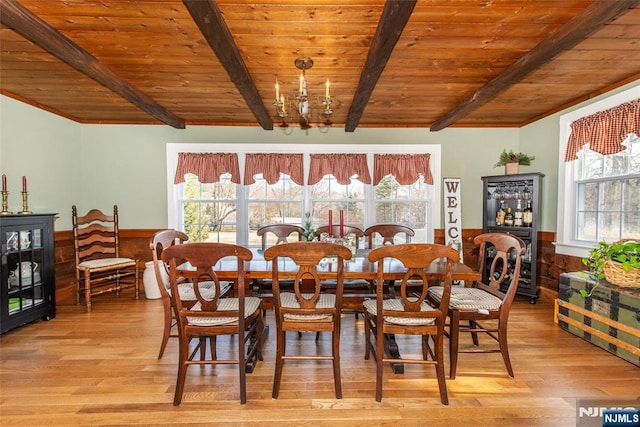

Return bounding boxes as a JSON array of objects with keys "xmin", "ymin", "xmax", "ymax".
[
  {"xmin": 602, "ymin": 239, "xmax": 640, "ymax": 287},
  {"xmin": 603, "ymin": 260, "xmax": 640, "ymax": 287}
]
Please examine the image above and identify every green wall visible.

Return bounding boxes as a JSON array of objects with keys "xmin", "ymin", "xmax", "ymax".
[
  {"xmin": 519, "ymin": 113, "xmax": 561, "ymax": 231},
  {"xmin": 2, "ymin": 79, "xmax": 637, "ymax": 232},
  {"xmin": 0, "ymin": 97, "xmax": 81, "ymax": 225}
]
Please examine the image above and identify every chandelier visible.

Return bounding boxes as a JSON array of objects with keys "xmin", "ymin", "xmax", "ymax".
[{"xmin": 274, "ymin": 57, "xmax": 333, "ymax": 129}]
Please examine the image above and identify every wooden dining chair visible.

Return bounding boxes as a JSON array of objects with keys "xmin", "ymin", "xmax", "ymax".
[
  {"xmin": 364, "ymin": 224, "xmax": 415, "ymax": 248},
  {"xmin": 72, "ymin": 205, "xmax": 139, "ymax": 312},
  {"xmin": 365, "ymin": 243, "xmax": 459, "ymax": 404},
  {"xmin": 149, "ymin": 230, "xmax": 231, "ymax": 359},
  {"xmin": 256, "ymin": 224, "xmax": 302, "ymax": 251},
  {"xmin": 254, "ymin": 224, "xmax": 303, "ymax": 299},
  {"xmin": 161, "ymin": 242, "xmax": 264, "ymax": 405},
  {"xmin": 364, "ymin": 224, "xmax": 416, "ymax": 297},
  {"xmin": 428, "ymin": 232, "xmax": 525, "ymax": 379},
  {"xmin": 263, "ymin": 241, "xmax": 352, "ymax": 399}
]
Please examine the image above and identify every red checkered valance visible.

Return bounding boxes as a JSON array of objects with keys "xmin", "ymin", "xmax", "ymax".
[
  {"xmin": 307, "ymin": 153, "xmax": 371, "ymax": 185},
  {"xmin": 373, "ymin": 153, "xmax": 433, "ymax": 185},
  {"xmin": 564, "ymin": 98, "xmax": 640, "ymax": 162},
  {"xmin": 174, "ymin": 152, "xmax": 240, "ymax": 184},
  {"xmin": 243, "ymin": 153, "xmax": 304, "ymax": 185}
]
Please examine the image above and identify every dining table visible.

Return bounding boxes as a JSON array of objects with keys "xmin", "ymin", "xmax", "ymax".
[
  {"xmin": 178, "ymin": 246, "xmax": 482, "ymax": 374},
  {"xmin": 204, "ymin": 247, "xmax": 480, "ymax": 282}
]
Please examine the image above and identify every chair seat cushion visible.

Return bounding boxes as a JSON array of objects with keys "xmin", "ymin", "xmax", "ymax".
[
  {"xmin": 177, "ymin": 281, "xmax": 230, "ymax": 301},
  {"xmin": 428, "ymin": 286, "xmax": 502, "ymax": 311},
  {"xmin": 78, "ymin": 257, "xmax": 135, "ymax": 269},
  {"xmin": 363, "ymin": 298, "xmax": 436, "ymax": 326},
  {"xmin": 280, "ymin": 292, "xmax": 335, "ymax": 321},
  {"xmin": 187, "ymin": 297, "xmax": 262, "ymax": 326},
  {"xmin": 321, "ymin": 279, "xmax": 370, "ymax": 289}
]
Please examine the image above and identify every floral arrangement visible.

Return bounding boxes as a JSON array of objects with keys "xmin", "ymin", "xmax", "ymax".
[
  {"xmin": 494, "ymin": 149, "xmax": 535, "ymax": 167},
  {"xmin": 298, "ymin": 212, "xmax": 318, "ymax": 241}
]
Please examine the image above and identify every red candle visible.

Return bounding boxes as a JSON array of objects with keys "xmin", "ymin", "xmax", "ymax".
[
  {"xmin": 22, "ymin": 176, "xmax": 27, "ymax": 193},
  {"xmin": 339, "ymin": 210, "xmax": 344, "ymax": 238},
  {"xmin": 328, "ymin": 210, "xmax": 333, "ymax": 237},
  {"xmin": 2, "ymin": 174, "xmax": 6, "ymax": 192}
]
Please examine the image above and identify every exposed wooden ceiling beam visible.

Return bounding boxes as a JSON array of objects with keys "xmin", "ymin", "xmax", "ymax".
[
  {"xmin": 0, "ymin": 0, "xmax": 186, "ymax": 129},
  {"xmin": 430, "ymin": 0, "xmax": 640, "ymax": 132},
  {"xmin": 345, "ymin": 0, "xmax": 417, "ymax": 132},
  {"xmin": 183, "ymin": 0, "xmax": 273, "ymax": 131}
]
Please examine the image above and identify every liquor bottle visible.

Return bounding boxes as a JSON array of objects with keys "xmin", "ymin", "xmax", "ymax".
[
  {"xmin": 514, "ymin": 199, "xmax": 523, "ymax": 227},
  {"xmin": 495, "ymin": 202, "xmax": 505, "ymax": 226},
  {"xmin": 523, "ymin": 200, "xmax": 533, "ymax": 227},
  {"xmin": 504, "ymin": 207, "xmax": 514, "ymax": 226}
]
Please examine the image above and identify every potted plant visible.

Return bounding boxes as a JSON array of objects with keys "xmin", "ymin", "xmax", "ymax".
[
  {"xmin": 581, "ymin": 239, "xmax": 640, "ymax": 293},
  {"xmin": 494, "ymin": 149, "xmax": 535, "ymax": 175},
  {"xmin": 299, "ymin": 212, "xmax": 318, "ymax": 241}
]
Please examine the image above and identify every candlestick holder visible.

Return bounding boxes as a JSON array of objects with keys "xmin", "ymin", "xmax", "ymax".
[
  {"xmin": 1, "ymin": 191, "xmax": 12, "ymax": 215},
  {"xmin": 18, "ymin": 191, "xmax": 32, "ymax": 215}
]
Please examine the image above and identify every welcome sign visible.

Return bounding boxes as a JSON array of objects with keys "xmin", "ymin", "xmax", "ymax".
[{"xmin": 443, "ymin": 177, "xmax": 463, "ymax": 262}]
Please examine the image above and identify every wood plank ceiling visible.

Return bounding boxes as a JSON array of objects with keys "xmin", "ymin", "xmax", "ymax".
[{"xmin": 1, "ymin": 0, "xmax": 639, "ymax": 132}]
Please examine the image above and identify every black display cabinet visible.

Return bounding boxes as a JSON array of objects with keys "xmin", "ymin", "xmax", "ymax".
[
  {"xmin": 481, "ymin": 173, "xmax": 543, "ymax": 304},
  {"xmin": 1, "ymin": 214, "xmax": 56, "ymax": 334}
]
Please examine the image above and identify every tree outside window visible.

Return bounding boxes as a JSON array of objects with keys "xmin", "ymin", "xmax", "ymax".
[
  {"xmin": 575, "ymin": 134, "xmax": 640, "ymax": 242},
  {"xmin": 181, "ymin": 173, "xmax": 237, "ymax": 243}
]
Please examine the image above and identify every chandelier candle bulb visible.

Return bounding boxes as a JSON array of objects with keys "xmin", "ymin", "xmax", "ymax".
[{"xmin": 274, "ymin": 57, "xmax": 333, "ymax": 128}]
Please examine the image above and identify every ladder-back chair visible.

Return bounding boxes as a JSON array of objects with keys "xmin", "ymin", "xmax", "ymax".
[{"xmin": 72, "ymin": 205, "xmax": 139, "ymax": 312}]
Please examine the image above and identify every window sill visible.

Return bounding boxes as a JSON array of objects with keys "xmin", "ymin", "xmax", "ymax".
[{"xmin": 553, "ymin": 241, "xmax": 593, "ymax": 258}]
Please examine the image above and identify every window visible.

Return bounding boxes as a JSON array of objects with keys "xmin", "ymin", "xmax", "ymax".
[
  {"xmin": 179, "ymin": 173, "xmax": 237, "ymax": 244},
  {"xmin": 375, "ymin": 175, "xmax": 430, "ymax": 242},
  {"xmin": 247, "ymin": 173, "xmax": 303, "ymax": 247},
  {"xmin": 166, "ymin": 144, "xmax": 442, "ymax": 247},
  {"xmin": 556, "ymin": 85, "xmax": 640, "ymax": 257},
  {"xmin": 574, "ymin": 135, "xmax": 640, "ymax": 241},
  {"xmin": 310, "ymin": 175, "xmax": 366, "ymax": 229}
]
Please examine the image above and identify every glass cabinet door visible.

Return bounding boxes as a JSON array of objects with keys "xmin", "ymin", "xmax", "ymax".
[
  {"xmin": 5, "ymin": 226, "xmax": 45, "ymax": 315},
  {"xmin": 1, "ymin": 214, "xmax": 56, "ymax": 334}
]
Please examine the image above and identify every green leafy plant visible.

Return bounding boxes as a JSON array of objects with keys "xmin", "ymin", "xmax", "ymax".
[
  {"xmin": 579, "ymin": 240, "xmax": 640, "ymax": 296},
  {"xmin": 298, "ymin": 212, "xmax": 318, "ymax": 241},
  {"xmin": 494, "ymin": 149, "xmax": 536, "ymax": 167}
]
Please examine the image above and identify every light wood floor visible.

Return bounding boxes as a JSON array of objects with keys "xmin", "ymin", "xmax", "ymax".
[{"xmin": 1, "ymin": 292, "xmax": 638, "ymax": 426}]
